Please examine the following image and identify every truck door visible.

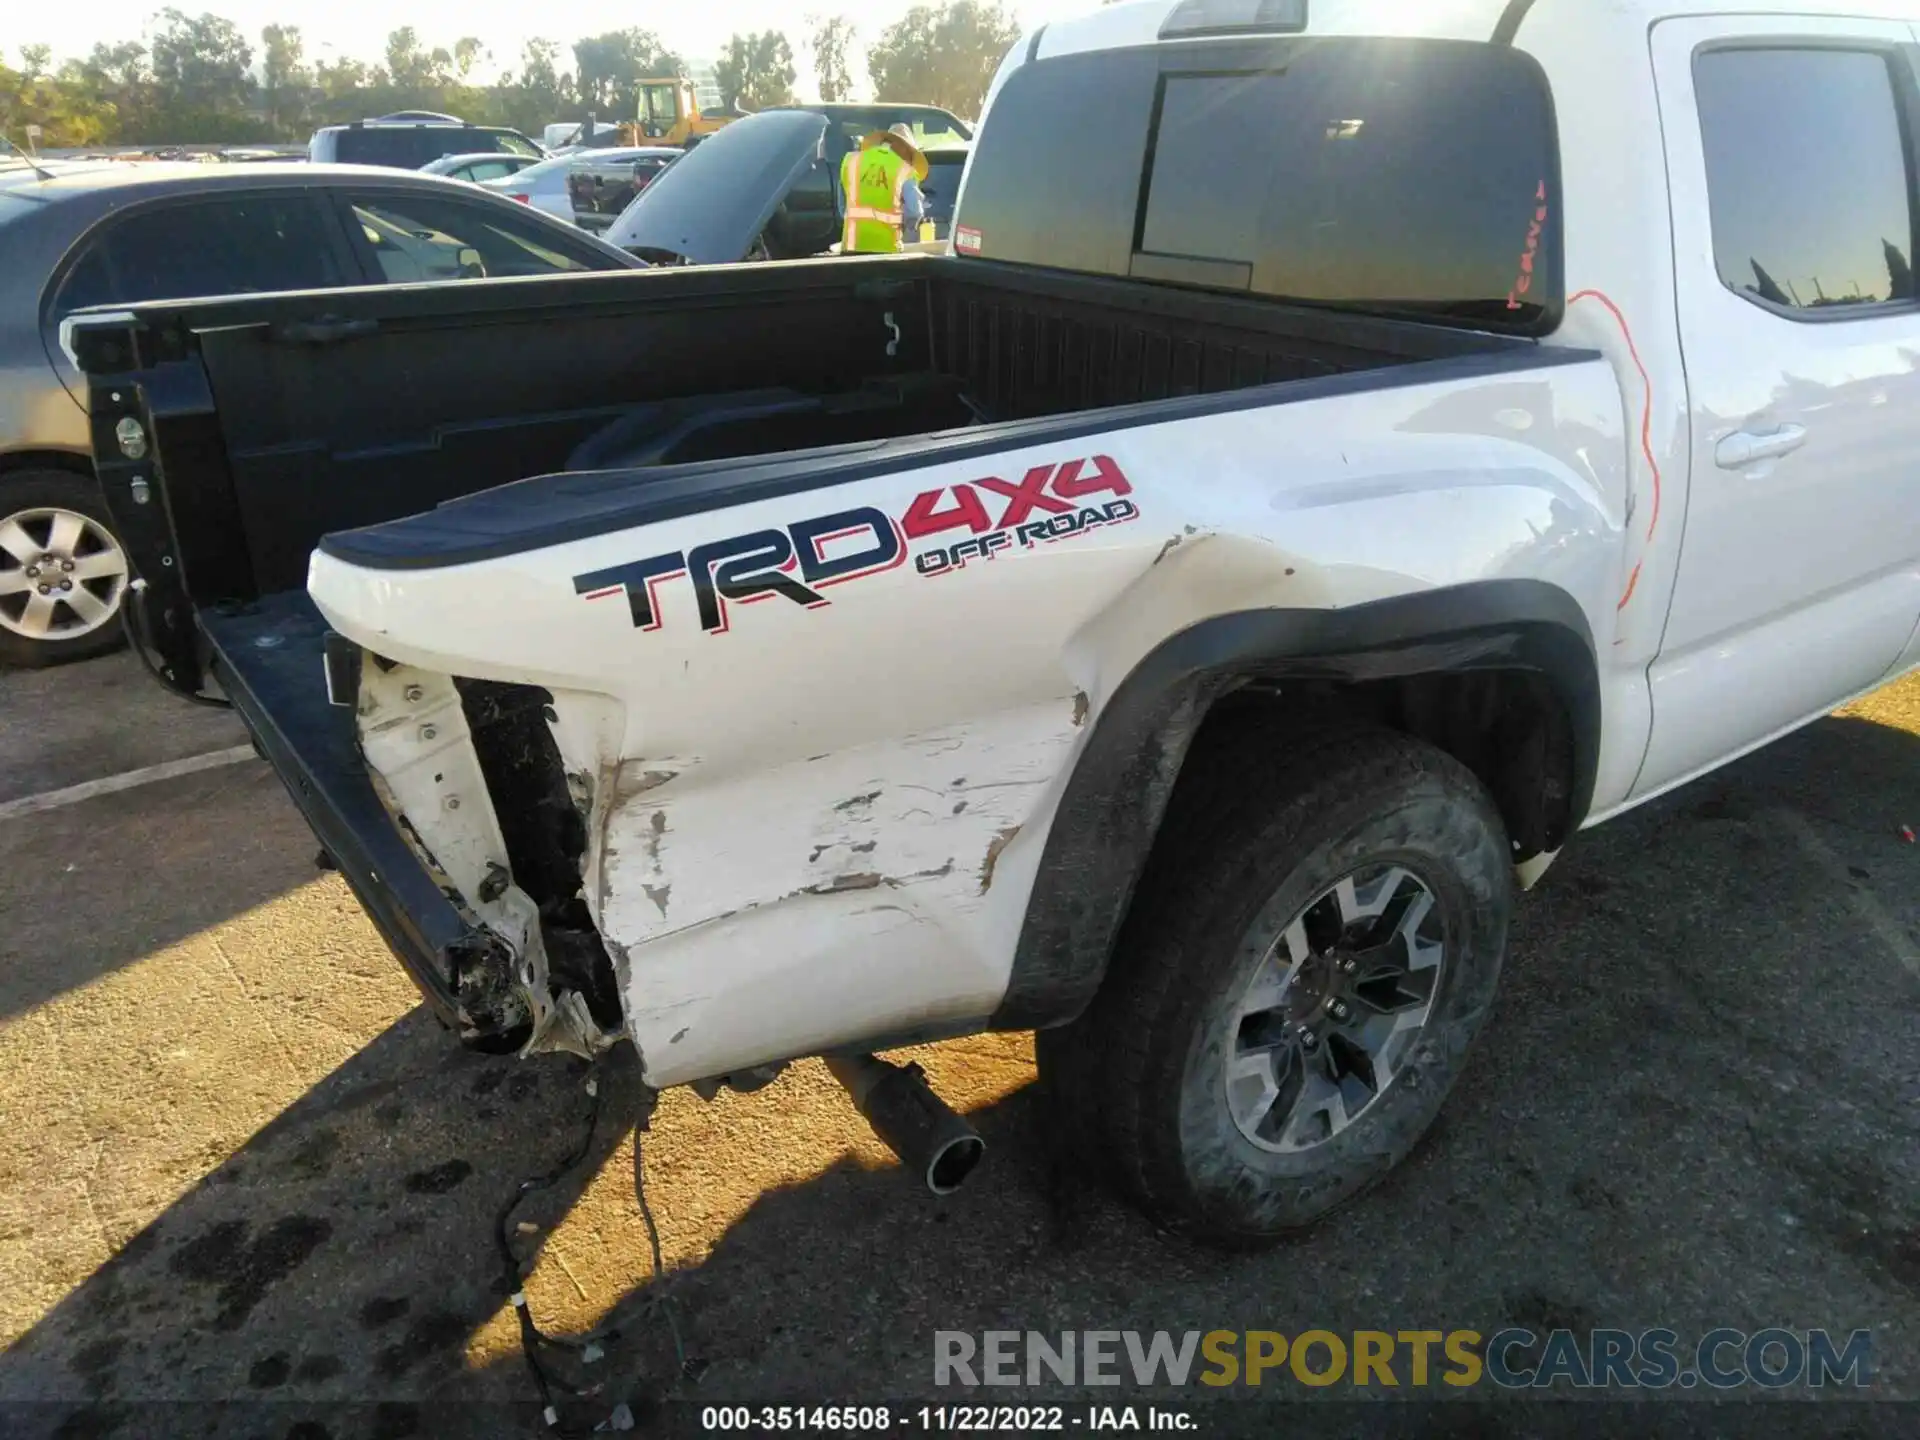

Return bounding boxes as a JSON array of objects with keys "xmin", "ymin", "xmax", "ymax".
[{"xmin": 1634, "ymin": 17, "xmax": 1920, "ymax": 799}]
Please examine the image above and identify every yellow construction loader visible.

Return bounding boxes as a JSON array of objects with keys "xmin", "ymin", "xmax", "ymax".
[{"xmin": 633, "ymin": 78, "xmax": 742, "ymax": 147}]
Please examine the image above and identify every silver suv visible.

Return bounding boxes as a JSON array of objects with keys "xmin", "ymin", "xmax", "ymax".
[{"xmin": 0, "ymin": 157, "xmax": 639, "ymax": 668}]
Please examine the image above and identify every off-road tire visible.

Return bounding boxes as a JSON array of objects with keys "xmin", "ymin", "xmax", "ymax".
[{"xmin": 1037, "ymin": 726, "xmax": 1512, "ymax": 1245}]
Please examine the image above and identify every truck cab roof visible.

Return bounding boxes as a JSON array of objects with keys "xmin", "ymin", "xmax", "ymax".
[
  {"xmin": 1034, "ymin": 0, "xmax": 1516, "ymax": 51},
  {"xmin": 1029, "ymin": 0, "xmax": 1920, "ymax": 60}
]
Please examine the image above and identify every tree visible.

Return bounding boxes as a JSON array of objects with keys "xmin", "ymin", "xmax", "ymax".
[
  {"xmin": 868, "ymin": 0, "xmax": 1017, "ymax": 116},
  {"xmin": 0, "ymin": 16, "xmax": 635, "ymax": 149},
  {"xmin": 1, "ymin": 57, "xmax": 115, "ymax": 146},
  {"xmin": 1747, "ymin": 259, "xmax": 1792, "ymax": 308},
  {"xmin": 715, "ymin": 31, "xmax": 796, "ymax": 111},
  {"xmin": 260, "ymin": 25, "xmax": 310, "ymax": 136},
  {"xmin": 149, "ymin": 9, "xmax": 254, "ymax": 114},
  {"xmin": 84, "ymin": 41, "xmax": 150, "ymax": 93},
  {"xmin": 518, "ymin": 38, "xmax": 565, "ymax": 98},
  {"xmin": 313, "ymin": 55, "xmax": 371, "ymax": 103},
  {"xmin": 384, "ymin": 27, "xmax": 444, "ymax": 92},
  {"xmin": 572, "ymin": 29, "xmax": 678, "ymax": 114},
  {"xmin": 489, "ymin": 37, "xmax": 570, "ymax": 133},
  {"xmin": 808, "ymin": 15, "xmax": 857, "ymax": 102},
  {"xmin": 452, "ymin": 38, "xmax": 487, "ymax": 83},
  {"xmin": 146, "ymin": 9, "xmax": 254, "ymax": 140},
  {"xmin": 1885, "ymin": 238, "xmax": 1915, "ymax": 301},
  {"xmin": 73, "ymin": 42, "xmax": 152, "ymax": 136}
]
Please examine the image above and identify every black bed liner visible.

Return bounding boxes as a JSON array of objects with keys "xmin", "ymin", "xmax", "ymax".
[
  {"xmin": 317, "ymin": 345, "xmax": 1587, "ymax": 571},
  {"xmin": 76, "ymin": 252, "xmax": 1553, "ymax": 690}
]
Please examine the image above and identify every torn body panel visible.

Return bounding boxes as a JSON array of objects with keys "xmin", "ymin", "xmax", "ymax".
[
  {"xmin": 571, "ymin": 702, "xmax": 1080, "ymax": 1087},
  {"xmin": 355, "ymin": 660, "xmax": 612, "ymax": 1057}
]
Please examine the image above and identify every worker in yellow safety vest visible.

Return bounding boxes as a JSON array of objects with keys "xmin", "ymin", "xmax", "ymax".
[{"xmin": 840, "ymin": 123, "xmax": 931, "ymax": 254}]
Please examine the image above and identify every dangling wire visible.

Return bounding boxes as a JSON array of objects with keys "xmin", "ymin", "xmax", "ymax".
[
  {"xmin": 494, "ymin": 1065, "xmax": 611, "ymax": 1435},
  {"xmin": 494, "ymin": 1060, "xmax": 694, "ymax": 1435},
  {"xmin": 632, "ymin": 1122, "xmax": 687, "ymax": 1378}
]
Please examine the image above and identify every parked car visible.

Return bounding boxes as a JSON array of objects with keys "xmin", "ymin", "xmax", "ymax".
[
  {"xmin": 73, "ymin": 0, "xmax": 1920, "ymax": 1244},
  {"xmin": 481, "ymin": 147, "xmax": 680, "ymax": 225},
  {"xmin": 604, "ymin": 104, "xmax": 973, "ymax": 262},
  {"xmin": 419, "ymin": 152, "xmax": 543, "ymax": 184},
  {"xmin": 0, "ymin": 158, "xmax": 641, "ymax": 668},
  {"xmin": 567, "ymin": 149, "xmax": 680, "ymax": 233},
  {"xmin": 308, "ymin": 113, "xmax": 545, "ymax": 170}
]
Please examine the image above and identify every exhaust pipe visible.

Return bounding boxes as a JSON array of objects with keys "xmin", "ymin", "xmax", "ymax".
[{"xmin": 827, "ymin": 1054, "xmax": 985, "ymax": 1195}]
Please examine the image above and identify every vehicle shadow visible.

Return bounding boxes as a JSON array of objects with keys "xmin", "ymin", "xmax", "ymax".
[
  {"xmin": 5, "ymin": 708, "xmax": 1917, "ymax": 1439},
  {"xmin": 0, "ymin": 1011, "xmax": 655, "ymax": 1437}
]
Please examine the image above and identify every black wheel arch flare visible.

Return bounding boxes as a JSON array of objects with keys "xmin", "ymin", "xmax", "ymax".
[{"xmin": 990, "ymin": 578, "xmax": 1600, "ymax": 1030}]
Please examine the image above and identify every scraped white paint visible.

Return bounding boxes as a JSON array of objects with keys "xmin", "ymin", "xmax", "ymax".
[{"xmin": 585, "ymin": 703, "xmax": 1080, "ymax": 1086}]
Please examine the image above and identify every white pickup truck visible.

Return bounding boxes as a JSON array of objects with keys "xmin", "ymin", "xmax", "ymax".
[{"xmin": 75, "ymin": 0, "xmax": 1920, "ymax": 1244}]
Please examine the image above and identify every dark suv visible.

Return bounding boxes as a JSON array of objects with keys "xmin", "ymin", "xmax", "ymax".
[{"xmin": 309, "ymin": 112, "xmax": 546, "ymax": 170}]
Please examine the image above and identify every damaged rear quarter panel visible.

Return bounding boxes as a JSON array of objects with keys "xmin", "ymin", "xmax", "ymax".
[{"xmin": 580, "ymin": 704, "xmax": 1080, "ymax": 1087}]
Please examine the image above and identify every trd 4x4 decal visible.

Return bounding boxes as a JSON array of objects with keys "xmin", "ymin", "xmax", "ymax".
[{"xmin": 574, "ymin": 454, "xmax": 1136, "ymax": 635}]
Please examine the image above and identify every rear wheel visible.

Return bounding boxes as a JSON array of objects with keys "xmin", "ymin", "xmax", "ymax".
[
  {"xmin": 1037, "ymin": 728, "xmax": 1512, "ymax": 1244},
  {"xmin": 0, "ymin": 470, "xmax": 131, "ymax": 668}
]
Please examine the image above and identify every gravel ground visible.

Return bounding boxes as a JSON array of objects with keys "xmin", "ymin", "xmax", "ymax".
[{"xmin": 0, "ymin": 652, "xmax": 1915, "ymax": 1439}]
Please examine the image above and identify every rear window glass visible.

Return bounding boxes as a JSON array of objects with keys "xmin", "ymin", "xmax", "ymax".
[
  {"xmin": 958, "ymin": 38, "xmax": 1562, "ymax": 332},
  {"xmin": 462, "ymin": 159, "xmax": 522, "ymax": 182},
  {"xmin": 899, "ymin": 114, "xmax": 971, "ymax": 148},
  {"xmin": 1140, "ymin": 77, "xmax": 1264, "ymax": 265}
]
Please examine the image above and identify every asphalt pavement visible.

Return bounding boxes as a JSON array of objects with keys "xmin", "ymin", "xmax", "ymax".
[{"xmin": 0, "ymin": 650, "xmax": 1915, "ymax": 1438}]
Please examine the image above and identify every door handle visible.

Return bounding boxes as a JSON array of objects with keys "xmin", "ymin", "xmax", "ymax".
[{"xmin": 1715, "ymin": 424, "xmax": 1807, "ymax": 469}]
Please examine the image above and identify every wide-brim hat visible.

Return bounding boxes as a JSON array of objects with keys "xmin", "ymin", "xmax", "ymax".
[{"xmin": 860, "ymin": 128, "xmax": 929, "ymax": 183}]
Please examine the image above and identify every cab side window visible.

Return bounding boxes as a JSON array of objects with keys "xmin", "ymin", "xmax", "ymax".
[
  {"xmin": 1694, "ymin": 47, "xmax": 1916, "ymax": 312},
  {"xmin": 55, "ymin": 194, "xmax": 344, "ymax": 315}
]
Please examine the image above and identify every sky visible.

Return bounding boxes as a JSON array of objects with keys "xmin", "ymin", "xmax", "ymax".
[{"xmin": 18, "ymin": 0, "xmax": 1109, "ymax": 94}]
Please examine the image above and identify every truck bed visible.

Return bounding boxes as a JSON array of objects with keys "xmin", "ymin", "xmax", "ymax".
[
  {"xmin": 76, "ymin": 253, "xmax": 1600, "ymax": 1067},
  {"xmin": 86, "ymin": 253, "xmax": 1531, "ymax": 608}
]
